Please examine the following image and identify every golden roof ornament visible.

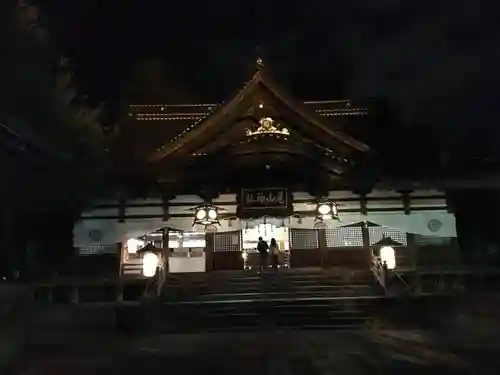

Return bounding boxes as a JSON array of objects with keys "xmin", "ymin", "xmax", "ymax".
[
  {"xmin": 256, "ymin": 57, "xmax": 264, "ymax": 69},
  {"xmin": 246, "ymin": 117, "xmax": 289, "ymax": 137}
]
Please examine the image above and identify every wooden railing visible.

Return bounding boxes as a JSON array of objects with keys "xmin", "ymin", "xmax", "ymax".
[
  {"xmin": 370, "ymin": 249, "xmax": 410, "ymax": 295},
  {"xmin": 371, "ymin": 251, "xmax": 388, "ymax": 293},
  {"xmin": 367, "ymin": 244, "xmax": 462, "ymax": 273},
  {"xmin": 323, "ymin": 247, "xmax": 371, "ymax": 269}
]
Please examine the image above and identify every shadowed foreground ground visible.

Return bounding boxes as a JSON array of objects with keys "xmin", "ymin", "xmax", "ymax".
[
  {"xmin": 2, "ymin": 287, "xmax": 500, "ymax": 374},
  {"xmin": 5, "ymin": 329, "xmax": 475, "ymax": 374}
]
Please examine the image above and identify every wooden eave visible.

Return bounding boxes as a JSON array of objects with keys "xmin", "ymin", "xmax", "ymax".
[
  {"xmin": 147, "ymin": 69, "xmax": 370, "ymax": 163},
  {"xmin": 151, "ymin": 128, "xmax": 354, "ymax": 180}
]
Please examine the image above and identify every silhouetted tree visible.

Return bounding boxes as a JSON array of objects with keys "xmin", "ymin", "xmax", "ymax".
[
  {"xmin": 122, "ymin": 58, "xmax": 196, "ymax": 104},
  {"xmin": 0, "ymin": 1, "xmax": 115, "ymax": 278},
  {"xmin": 0, "ymin": 1, "xmax": 112, "ymax": 209}
]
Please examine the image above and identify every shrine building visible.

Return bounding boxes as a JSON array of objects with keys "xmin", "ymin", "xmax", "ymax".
[{"xmin": 73, "ymin": 60, "xmax": 458, "ymax": 276}]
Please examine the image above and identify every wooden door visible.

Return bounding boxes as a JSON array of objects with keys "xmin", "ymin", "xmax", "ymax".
[
  {"xmin": 212, "ymin": 231, "xmax": 243, "ymax": 270},
  {"xmin": 289, "ymin": 229, "xmax": 322, "ymax": 268}
]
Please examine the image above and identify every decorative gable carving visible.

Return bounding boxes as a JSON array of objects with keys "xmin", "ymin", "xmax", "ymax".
[{"xmin": 245, "ymin": 117, "xmax": 290, "ymax": 137}]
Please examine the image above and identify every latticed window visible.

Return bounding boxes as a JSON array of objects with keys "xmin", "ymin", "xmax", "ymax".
[
  {"xmin": 214, "ymin": 231, "xmax": 241, "ymax": 252},
  {"xmin": 326, "ymin": 226, "xmax": 364, "ymax": 247},
  {"xmin": 289, "ymin": 229, "xmax": 319, "ymax": 249},
  {"xmin": 369, "ymin": 226, "xmax": 407, "ymax": 246}
]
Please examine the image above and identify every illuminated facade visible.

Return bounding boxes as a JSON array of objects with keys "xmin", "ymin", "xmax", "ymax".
[{"xmin": 74, "ymin": 60, "xmax": 459, "ymax": 275}]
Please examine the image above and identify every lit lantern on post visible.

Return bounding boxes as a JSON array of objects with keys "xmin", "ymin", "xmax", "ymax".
[
  {"xmin": 241, "ymin": 250, "xmax": 250, "ymax": 271},
  {"xmin": 137, "ymin": 243, "xmax": 162, "ymax": 278},
  {"xmin": 193, "ymin": 204, "xmax": 220, "ymax": 227},
  {"xmin": 374, "ymin": 236, "xmax": 401, "ymax": 270}
]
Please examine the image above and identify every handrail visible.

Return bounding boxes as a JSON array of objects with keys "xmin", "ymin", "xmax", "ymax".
[
  {"xmin": 141, "ymin": 264, "xmax": 166, "ymax": 300},
  {"xmin": 371, "ymin": 250, "xmax": 387, "ymax": 293},
  {"xmin": 393, "ymin": 268, "xmax": 409, "ymax": 289},
  {"xmin": 371, "ymin": 250, "xmax": 410, "ymax": 294},
  {"xmin": 157, "ymin": 263, "xmax": 166, "ymax": 297}
]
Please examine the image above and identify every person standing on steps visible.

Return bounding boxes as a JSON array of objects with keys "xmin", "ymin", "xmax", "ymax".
[
  {"xmin": 269, "ymin": 238, "xmax": 280, "ymax": 271},
  {"xmin": 257, "ymin": 236, "xmax": 269, "ymax": 275}
]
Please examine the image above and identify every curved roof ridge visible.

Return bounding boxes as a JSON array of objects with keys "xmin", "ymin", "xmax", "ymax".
[{"xmin": 148, "ymin": 63, "xmax": 370, "ymax": 162}]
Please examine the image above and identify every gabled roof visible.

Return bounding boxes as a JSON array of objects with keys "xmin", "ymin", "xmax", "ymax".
[
  {"xmin": 124, "ymin": 100, "xmax": 371, "ymax": 160},
  {"xmin": 145, "ymin": 62, "xmax": 371, "ymax": 163}
]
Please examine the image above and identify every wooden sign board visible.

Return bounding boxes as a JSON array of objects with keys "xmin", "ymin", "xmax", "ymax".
[{"xmin": 240, "ymin": 188, "xmax": 289, "ymax": 211}]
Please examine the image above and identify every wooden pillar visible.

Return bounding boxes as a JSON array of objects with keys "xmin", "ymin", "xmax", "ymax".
[
  {"xmin": 116, "ymin": 242, "xmax": 123, "ymax": 278},
  {"xmin": 406, "ymin": 233, "xmax": 416, "ymax": 268},
  {"xmin": 359, "ymin": 193, "xmax": 368, "ymax": 216},
  {"xmin": 118, "ymin": 198, "xmax": 126, "ymax": 223},
  {"xmin": 205, "ymin": 233, "xmax": 215, "ymax": 272},
  {"xmin": 407, "ymin": 232, "xmax": 420, "ymax": 293},
  {"xmin": 450, "ymin": 236, "xmax": 463, "ymax": 290},
  {"xmin": 162, "ymin": 228, "xmax": 170, "ymax": 273},
  {"xmin": 362, "ymin": 222, "xmax": 371, "ymax": 269},
  {"xmin": 400, "ymin": 191, "xmax": 412, "ymax": 215},
  {"xmin": 318, "ymin": 229, "xmax": 328, "ymax": 268},
  {"xmin": 361, "ymin": 221, "xmax": 370, "ymax": 248},
  {"xmin": 161, "ymin": 194, "xmax": 170, "ymax": 222},
  {"xmin": 450, "ymin": 237, "xmax": 460, "ymax": 266}
]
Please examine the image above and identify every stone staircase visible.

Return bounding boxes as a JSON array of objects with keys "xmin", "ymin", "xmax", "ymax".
[
  {"xmin": 163, "ymin": 268, "xmax": 378, "ymax": 301},
  {"xmin": 117, "ymin": 268, "xmax": 384, "ymax": 333},
  {"xmin": 122, "ymin": 255, "xmax": 142, "ymax": 278}
]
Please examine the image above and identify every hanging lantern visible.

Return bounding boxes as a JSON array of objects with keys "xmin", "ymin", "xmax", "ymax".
[
  {"xmin": 315, "ymin": 200, "xmax": 339, "ymax": 221},
  {"xmin": 193, "ymin": 204, "xmax": 220, "ymax": 226}
]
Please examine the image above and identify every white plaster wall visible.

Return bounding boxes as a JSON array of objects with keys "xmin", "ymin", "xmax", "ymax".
[
  {"xmin": 74, "ymin": 210, "xmax": 455, "ymax": 247},
  {"xmin": 168, "ymin": 255, "xmax": 206, "ymax": 273},
  {"xmin": 363, "ymin": 211, "xmax": 456, "ymax": 237},
  {"xmin": 74, "ymin": 190, "xmax": 455, "ymax": 247},
  {"xmin": 74, "ymin": 218, "xmax": 165, "ymax": 247}
]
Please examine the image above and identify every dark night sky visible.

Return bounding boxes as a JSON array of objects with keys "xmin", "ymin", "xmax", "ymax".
[{"xmin": 39, "ymin": 0, "xmax": 500, "ymax": 135}]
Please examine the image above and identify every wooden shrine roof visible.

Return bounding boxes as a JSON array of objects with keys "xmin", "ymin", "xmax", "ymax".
[{"xmin": 121, "ymin": 63, "xmax": 374, "ymax": 163}]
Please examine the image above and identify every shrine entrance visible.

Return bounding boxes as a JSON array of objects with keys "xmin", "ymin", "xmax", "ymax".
[
  {"xmin": 241, "ymin": 221, "xmax": 291, "ymax": 270},
  {"xmin": 209, "ymin": 219, "xmax": 292, "ymax": 271}
]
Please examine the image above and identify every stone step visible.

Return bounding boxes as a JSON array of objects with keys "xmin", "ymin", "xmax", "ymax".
[
  {"xmin": 161, "ymin": 310, "xmax": 370, "ymax": 321},
  {"xmin": 161, "ymin": 286, "xmax": 377, "ymax": 299},
  {"xmin": 161, "ymin": 279, "xmax": 379, "ymax": 298},
  {"xmin": 162, "ymin": 288, "xmax": 375, "ymax": 303},
  {"xmin": 165, "ymin": 268, "xmax": 372, "ymax": 280},
  {"xmin": 159, "ymin": 269, "xmax": 380, "ymax": 307},
  {"xmin": 117, "ymin": 310, "xmax": 371, "ymax": 334},
  {"xmin": 197, "ymin": 324, "xmax": 362, "ymax": 332},
  {"xmin": 157, "ymin": 298, "xmax": 376, "ymax": 313},
  {"xmin": 166, "ymin": 273, "xmax": 374, "ymax": 285},
  {"xmin": 111, "ymin": 285, "xmax": 389, "ymax": 333},
  {"xmin": 184, "ymin": 279, "xmax": 375, "ymax": 290},
  {"xmin": 163, "ymin": 275, "xmax": 376, "ymax": 290}
]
